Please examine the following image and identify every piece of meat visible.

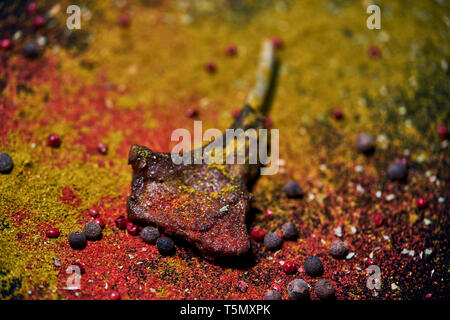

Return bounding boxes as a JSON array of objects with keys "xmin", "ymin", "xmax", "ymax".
[
  {"xmin": 127, "ymin": 145, "xmax": 252, "ymax": 259},
  {"xmin": 127, "ymin": 41, "xmax": 277, "ymax": 259}
]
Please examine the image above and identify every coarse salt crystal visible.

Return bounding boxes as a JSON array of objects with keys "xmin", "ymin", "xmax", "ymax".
[
  {"xmin": 334, "ymin": 226, "xmax": 343, "ymax": 238},
  {"xmin": 385, "ymin": 194, "xmax": 395, "ymax": 202},
  {"xmin": 346, "ymin": 252, "xmax": 355, "ymax": 259}
]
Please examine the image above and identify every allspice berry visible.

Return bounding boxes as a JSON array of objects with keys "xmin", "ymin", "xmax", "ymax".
[
  {"xmin": 263, "ymin": 290, "xmax": 282, "ymax": 300},
  {"xmin": 141, "ymin": 226, "xmax": 160, "ymax": 244},
  {"xmin": 387, "ymin": 161, "xmax": 407, "ymax": 181},
  {"xmin": 156, "ymin": 236, "xmax": 175, "ymax": 256},
  {"xmin": 83, "ymin": 221, "xmax": 102, "ymax": 241},
  {"xmin": 0, "ymin": 153, "xmax": 14, "ymax": 174},
  {"xmin": 23, "ymin": 41, "xmax": 40, "ymax": 59},
  {"xmin": 264, "ymin": 232, "xmax": 282, "ymax": 251},
  {"xmin": 68, "ymin": 231, "xmax": 87, "ymax": 250},
  {"xmin": 283, "ymin": 180, "xmax": 303, "ymax": 198},
  {"xmin": 281, "ymin": 222, "xmax": 298, "ymax": 241},
  {"xmin": 314, "ymin": 279, "xmax": 336, "ymax": 300},
  {"xmin": 287, "ymin": 279, "xmax": 309, "ymax": 300},
  {"xmin": 355, "ymin": 133, "xmax": 375, "ymax": 154},
  {"xmin": 304, "ymin": 255, "xmax": 323, "ymax": 277},
  {"xmin": 329, "ymin": 240, "xmax": 349, "ymax": 259}
]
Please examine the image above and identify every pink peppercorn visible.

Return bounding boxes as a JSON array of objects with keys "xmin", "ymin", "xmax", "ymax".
[
  {"xmin": 368, "ymin": 45, "xmax": 382, "ymax": 59},
  {"xmin": 93, "ymin": 217, "xmax": 105, "ymax": 229},
  {"xmin": 27, "ymin": 2, "xmax": 38, "ymax": 14},
  {"xmin": 185, "ymin": 108, "xmax": 198, "ymax": 118},
  {"xmin": 46, "ymin": 134, "xmax": 61, "ymax": 148},
  {"xmin": 0, "ymin": 39, "xmax": 12, "ymax": 50},
  {"xmin": 374, "ymin": 213, "xmax": 383, "ymax": 227},
  {"xmin": 332, "ymin": 108, "xmax": 344, "ymax": 120},
  {"xmin": 282, "ymin": 261, "xmax": 297, "ymax": 274},
  {"xmin": 126, "ymin": 222, "xmax": 139, "ymax": 235},
  {"xmin": 97, "ymin": 142, "xmax": 108, "ymax": 155},
  {"xmin": 46, "ymin": 228, "xmax": 60, "ymax": 238},
  {"xmin": 88, "ymin": 208, "xmax": 99, "ymax": 217},
  {"xmin": 365, "ymin": 258, "xmax": 374, "ymax": 267},
  {"xmin": 109, "ymin": 291, "xmax": 121, "ymax": 300},
  {"xmin": 437, "ymin": 125, "xmax": 448, "ymax": 139},
  {"xmin": 232, "ymin": 109, "xmax": 241, "ymax": 119},
  {"xmin": 398, "ymin": 157, "xmax": 408, "ymax": 166},
  {"xmin": 263, "ymin": 115, "xmax": 273, "ymax": 128},
  {"xmin": 271, "ymin": 37, "xmax": 283, "ymax": 50},
  {"xmin": 226, "ymin": 44, "xmax": 237, "ymax": 56},
  {"xmin": 416, "ymin": 197, "xmax": 427, "ymax": 209},
  {"xmin": 250, "ymin": 227, "xmax": 265, "ymax": 242},
  {"xmin": 118, "ymin": 13, "xmax": 130, "ymax": 27},
  {"xmin": 264, "ymin": 208, "xmax": 274, "ymax": 219},
  {"xmin": 115, "ymin": 215, "xmax": 128, "ymax": 230},
  {"xmin": 33, "ymin": 15, "xmax": 46, "ymax": 29},
  {"xmin": 236, "ymin": 280, "xmax": 248, "ymax": 293},
  {"xmin": 204, "ymin": 62, "xmax": 217, "ymax": 73}
]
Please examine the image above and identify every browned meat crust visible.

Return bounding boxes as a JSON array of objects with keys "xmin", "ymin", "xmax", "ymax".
[{"xmin": 127, "ymin": 144, "xmax": 252, "ymax": 259}]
